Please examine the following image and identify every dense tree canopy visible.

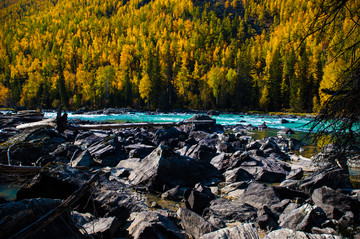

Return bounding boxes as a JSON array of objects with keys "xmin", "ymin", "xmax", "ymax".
[
  {"xmin": 0, "ymin": 0, "xmax": 358, "ymax": 112},
  {"xmin": 306, "ymin": 0, "xmax": 360, "ymax": 168}
]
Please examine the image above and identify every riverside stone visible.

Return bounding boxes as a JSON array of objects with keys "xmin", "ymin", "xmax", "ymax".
[
  {"xmin": 200, "ymin": 223, "xmax": 260, "ymax": 239},
  {"xmin": 177, "ymin": 208, "xmax": 217, "ymax": 239},
  {"xmin": 264, "ymin": 228, "xmax": 340, "ymax": 239},
  {"xmin": 128, "ymin": 145, "xmax": 222, "ymax": 192},
  {"xmin": 203, "ymin": 198, "xmax": 258, "ymax": 228},
  {"xmin": 128, "ymin": 211, "xmax": 185, "ymax": 239}
]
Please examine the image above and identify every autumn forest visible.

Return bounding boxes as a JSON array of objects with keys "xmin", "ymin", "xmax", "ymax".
[{"xmin": 0, "ymin": 0, "xmax": 359, "ymax": 112}]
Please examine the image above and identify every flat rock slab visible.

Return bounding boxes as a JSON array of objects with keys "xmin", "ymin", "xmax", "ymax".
[
  {"xmin": 263, "ymin": 228, "xmax": 340, "ymax": 239},
  {"xmin": 200, "ymin": 223, "xmax": 260, "ymax": 239}
]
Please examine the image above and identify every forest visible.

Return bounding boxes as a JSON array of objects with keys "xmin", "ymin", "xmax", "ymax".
[{"xmin": 0, "ymin": 0, "xmax": 359, "ymax": 112}]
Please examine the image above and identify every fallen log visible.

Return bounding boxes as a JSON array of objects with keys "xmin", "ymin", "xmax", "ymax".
[
  {"xmin": 70, "ymin": 120, "xmax": 216, "ymax": 130},
  {"xmin": 0, "ymin": 163, "xmax": 41, "ymax": 174},
  {"xmin": 15, "ymin": 117, "xmax": 56, "ymax": 130}
]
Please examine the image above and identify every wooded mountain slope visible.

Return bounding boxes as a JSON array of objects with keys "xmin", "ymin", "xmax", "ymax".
[{"xmin": 0, "ymin": 0, "xmax": 359, "ymax": 111}]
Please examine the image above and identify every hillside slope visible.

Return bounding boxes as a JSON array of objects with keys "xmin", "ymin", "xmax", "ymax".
[{"xmin": 0, "ymin": 0, "xmax": 358, "ymax": 111}]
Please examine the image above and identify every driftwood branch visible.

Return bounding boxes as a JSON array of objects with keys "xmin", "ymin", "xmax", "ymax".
[
  {"xmin": 9, "ymin": 171, "xmax": 100, "ymax": 239},
  {"xmin": 70, "ymin": 120, "xmax": 215, "ymax": 130},
  {"xmin": 0, "ymin": 163, "xmax": 41, "ymax": 174},
  {"xmin": 15, "ymin": 117, "xmax": 57, "ymax": 130}
]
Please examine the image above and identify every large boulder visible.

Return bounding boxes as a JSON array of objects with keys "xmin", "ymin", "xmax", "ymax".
[
  {"xmin": 281, "ymin": 166, "xmax": 353, "ymax": 194},
  {"xmin": 199, "ymin": 223, "xmax": 260, "ymax": 239},
  {"xmin": 87, "ymin": 135, "xmax": 126, "ymax": 167},
  {"xmin": 238, "ymin": 155, "xmax": 290, "ymax": 183},
  {"xmin": 224, "ymin": 167, "xmax": 254, "ymax": 183},
  {"xmin": 210, "ymin": 153, "xmax": 233, "ymax": 172},
  {"xmin": 203, "ymin": 198, "xmax": 258, "ymax": 228},
  {"xmin": 128, "ymin": 145, "xmax": 222, "ymax": 192},
  {"xmin": 177, "ymin": 208, "xmax": 217, "ymax": 239},
  {"xmin": 154, "ymin": 127, "xmax": 186, "ymax": 147},
  {"xmin": 128, "ymin": 211, "xmax": 185, "ymax": 239},
  {"xmin": 182, "ymin": 115, "xmax": 223, "ymax": 133},
  {"xmin": 82, "ymin": 217, "xmax": 122, "ymax": 238},
  {"xmin": 185, "ymin": 144, "xmax": 217, "ymax": 162},
  {"xmin": 184, "ymin": 185, "xmax": 215, "ymax": 215},
  {"xmin": 0, "ymin": 128, "xmax": 66, "ymax": 165},
  {"xmin": 0, "ymin": 198, "xmax": 81, "ymax": 239},
  {"xmin": 237, "ymin": 182, "xmax": 281, "ymax": 209},
  {"xmin": 74, "ymin": 131, "xmax": 109, "ymax": 148},
  {"xmin": 16, "ymin": 163, "xmax": 147, "ymax": 219},
  {"xmin": 311, "ymin": 186, "xmax": 360, "ymax": 220},
  {"xmin": 71, "ymin": 149, "xmax": 96, "ymax": 167},
  {"xmin": 279, "ymin": 203, "xmax": 327, "ymax": 233},
  {"xmin": 17, "ymin": 162, "xmax": 91, "ymax": 200}
]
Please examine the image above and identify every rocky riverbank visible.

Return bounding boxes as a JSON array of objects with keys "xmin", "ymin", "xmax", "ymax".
[{"xmin": 0, "ymin": 114, "xmax": 359, "ymax": 238}]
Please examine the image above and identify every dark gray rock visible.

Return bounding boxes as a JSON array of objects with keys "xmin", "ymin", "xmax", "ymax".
[
  {"xmin": 154, "ymin": 127, "xmax": 186, "ymax": 146},
  {"xmin": 128, "ymin": 211, "xmax": 185, "ymax": 239},
  {"xmin": 210, "ymin": 153, "xmax": 232, "ymax": 172},
  {"xmin": 260, "ymin": 138, "xmax": 281, "ymax": 152},
  {"xmin": 312, "ymin": 186, "xmax": 360, "ymax": 220},
  {"xmin": 281, "ymin": 119, "xmax": 290, "ymax": 124},
  {"xmin": 177, "ymin": 208, "xmax": 217, "ymax": 239},
  {"xmin": 238, "ymin": 156, "xmax": 289, "ymax": 183},
  {"xmin": 286, "ymin": 168, "xmax": 304, "ymax": 180},
  {"xmin": 71, "ymin": 149, "xmax": 96, "ymax": 167},
  {"xmin": 184, "ymin": 187, "xmax": 214, "ymax": 215},
  {"xmin": 237, "ymin": 182, "xmax": 281, "ymax": 209},
  {"xmin": 203, "ymin": 198, "xmax": 257, "ymax": 228},
  {"xmin": 17, "ymin": 162, "xmax": 91, "ymax": 200},
  {"xmin": 311, "ymin": 227, "xmax": 338, "ymax": 236},
  {"xmin": 161, "ymin": 185, "xmax": 183, "ymax": 201},
  {"xmin": 0, "ymin": 127, "xmax": 19, "ymax": 144},
  {"xmin": 245, "ymin": 124, "xmax": 257, "ymax": 131},
  {"xmin": 216, "ymin": 140, "xmax": 235, "ymax": 153},
  {"xmin": 109, "ymin": 167, "xmax": 130, "ymax": 178},
  {"xmin": 125, "ymin": 144, "xmax": 155, "ymax": 158},
  {"xmin": 279, "ymin": 203, "xmax": 326, "ymax": 232},
  {"xmin": 50, "ymin": 142, "xmax": 80, "ymax": 161},
  {"xmin": 87, "ymin": 135, "xmax": 126, "ymax": 167},
  {"xmin": 270, "ymin": 199, "xmax": 292, "ymax": 218},
  {"xmin": 186, "ymin": 144, "xmax": 217, "ymax": 162},
  {"xmin": 274, "ymin": 186, "xmax": 309, "ymax": 202},
  {"xmin": 263, "ymin": 228, "xmax": 341, "ymax": 239},
  {"xmin": 246, "ymin": 141, "xmax": 261, "ymax": 151},
  {"xmin": 0, "ymin": 128, "xmax": 66, "ymax": 166},
  {"xmin": 0, "ymin": 198, "xmax": 81, "ymax": 239},
  {"xmin": 116, "ymin": 157, "xmax": 141, "ymax": 171},
  {"xmin": 258, "ymin": 122, "xmax": 268, "ymax": 130},
  {"xmin": 129, "ymin": 145, "xmax": 222, "ymax": 192},
  {"xmin": 199, "ymin": 223, "xmax": 260, "ymax": 239},
  {"xmin": 281, "ymin": 166, "xmax": 353, "ymax": 194},
  {"xmin": 83, "ymin": 217, "xmax": 122, "ymax": 238},
  {"xmin": 182, "ymin": 115, "xmax": 223, "ymax": 133},
  {"xmin": 71, "ymin": 211, "xmax": 95, "ymax": 226},
  {"xmin": 16, "ymin": 163, "xmax": 147, "ymax": 220},
  {"xmin": 278, "ymin": 127, "xmax": 295, "ymax": 135},
  {"xmin": 257, "ymin": 213, "xmax": 278, "ymax": 231},
  {"xmin": 224, "ymin": 167, "xmax": 254, "ymax": 183},
  {"xmin": 278, "ymin": 202, "xmax": 300, "ymax": 223},
  {"xmin": 74, "ymin": 131, "xmax": 109, "ymax": 148}
]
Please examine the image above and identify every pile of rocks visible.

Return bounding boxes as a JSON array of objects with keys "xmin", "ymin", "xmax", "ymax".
[{"xmin": 0, "ymin": 114, "xmax": 359, "ymax": 238}]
